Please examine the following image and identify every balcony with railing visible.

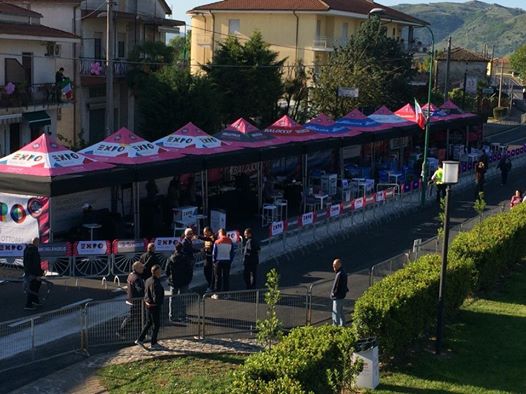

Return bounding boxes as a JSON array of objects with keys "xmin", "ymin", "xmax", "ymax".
[
  {"xmin": 0, "ymin": 82, "xmax": 73, "ymax": 109},
  {"xmin": 312, "ymin": 37, "xmax": 351, "ymax": 51},
  {"xmin": 79, "ymin": 58, "xmax": 129, "ymax": 78}
]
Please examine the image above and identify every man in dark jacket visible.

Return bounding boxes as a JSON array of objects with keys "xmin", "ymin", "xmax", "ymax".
[
  {"xmin": 139, "ymin": 243, "xmax": 160, "ymax": 281},
  {"xmin": 242, "ymin": 228, "xmax": 260, "ymax": 289},
  {"xmin": 497, "ymin": 156, "xmax": 512, "ymax": 185},
  {"xmin": 23, "ymin": 237, "xmax": 44, "ymax": 311},
  {"xmin": 330, "ymin": 258, "xmax": 348, "ymax": 326},
  {"xmin": 166, "ymin": 243, "xmax": 192, "ymax": 322},
  {"xmin": 117, "ymin": 261, "xmax": 145, "ymax": 337},
  {"xmin": 136, "ymin": 264, "xmax": 164, "ymax": 350}
]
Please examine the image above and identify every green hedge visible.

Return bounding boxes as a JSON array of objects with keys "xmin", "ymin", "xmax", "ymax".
[
  {"xmin": 231, "ymin": 325, "xmax": 362, "ymax": 394},
  {"xmin": 353, "ymin": 202, "xmax": 526, "ymax": 358},
  {"xmin": 450, "ymin": 202, "xmax": 526, "ymax": 291},
  {"xmin": 352, "ymin": 254, "xmax": 473, "ymax": 357}
]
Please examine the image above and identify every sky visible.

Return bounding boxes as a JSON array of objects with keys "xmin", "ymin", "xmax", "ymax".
[{"xmin": 170, "ymin": 0, "xmax": 525, "ymax": 26}]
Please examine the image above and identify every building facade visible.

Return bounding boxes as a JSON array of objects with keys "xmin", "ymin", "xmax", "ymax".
[
  {"xmin": 435, "ymin": 47, "xmax": 490, "ymax": 93},
  {"xmin": 0, "ymin": 3, "xmax": 79, "ymax": 156},
  {"xmin": 188, "ymin": 0, "xmax": 425, "ymax": 77},
  {"xmin": 10, "ymin": 0, "xmax": 183, "ymax": 146}
]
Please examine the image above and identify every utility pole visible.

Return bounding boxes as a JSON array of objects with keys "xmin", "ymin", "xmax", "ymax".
[
  {"xmin": 443, "ymin": 36, "xmax": 451, "ymax": 102},
  {"xmin": 105, "ymin": 0, "xmax": 114, "ymax": 136},
  {"xmin": 498, "ymin": 58, "xmax": 504, "ymax": 108},
  {"xmin": 490, "ymin": 45, "xmax": 495, "ymax": 84}
]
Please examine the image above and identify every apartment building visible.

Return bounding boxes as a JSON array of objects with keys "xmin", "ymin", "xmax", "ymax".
[
  {"xmin": 0, "ymin": 2, "xmax": 79, "ymax": 155},
  {"xmin": 13, "ymin": 0, "xmax": 183, "ymax": 146},
  {"xmin": 188, "ymin": 0, "xmax": 426, "ymax": 76}
]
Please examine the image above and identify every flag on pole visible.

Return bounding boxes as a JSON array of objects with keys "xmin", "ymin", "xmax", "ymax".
[{"xmin": 414, "ymin": 99, "xmax": 426, "ymax": 130}]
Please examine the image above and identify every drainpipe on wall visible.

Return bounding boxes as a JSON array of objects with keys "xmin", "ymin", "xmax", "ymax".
[
  {"xmin": 293, "ymin": 11, "xmax": 299, "ymax": 64},
  {"xmin": 210, "ymin": 11, "xmax": 215, "ymax": 56}
]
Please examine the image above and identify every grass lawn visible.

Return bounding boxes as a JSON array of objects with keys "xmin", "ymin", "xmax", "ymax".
[
  {"xmin": 97, "ymin": 353, "xmax": 247, "ymax": 394},
  {"xmin": 373, "ymin": 265, "xmax": 526, "ymax": 394}
]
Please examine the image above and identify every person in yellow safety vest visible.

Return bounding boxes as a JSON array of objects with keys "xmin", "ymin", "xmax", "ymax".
[{"xmin": 430, "ymin": 163, "xmax": 446, "ymax": 202}]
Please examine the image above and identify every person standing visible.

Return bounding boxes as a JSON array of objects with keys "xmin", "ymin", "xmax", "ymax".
[
  {"xmin": 136, "ymin": 265, "xmax": 164, "ymax": 350},
  {"xmin": 211, "ymin": 228, "xmax": 234, "ymax": 299},
  {"xmin": 242, "ymin": 228, "xmax": 260, "ymax": 290},
  {"xmin": 23, "ymin": 237, "xmax": 44, "ymax": 311},
  {"xmin": 475, "ymin": 161, "xmax": 486, "ymax": 198},
  {"xmin": 497, "ymin": 156, "xmax": 512, "ymax": 185},
  {"xmin": 510, "ymin": 190, "xmax": 522, "ymax": 208},
  {"xmin": 430, "ymin": 163, "xmax": 445, "ymax": 203},
  {"xmin": 165, "ymin": 243, "xmax": 192, "ymax": 322},
  {"xmin": 117, "ymin": 261, "xmax": 145, "ymax": 337},
  {"xmin": 139, "ymin": 243, "xmax": 160, "ymax": 281},
  {"xmin": 198, "ymin": 227, "xmax": 215, "ymax": 292},
  {"xmin": 330, "ymin": 258, "xmax": 348, "ymax": 326}
]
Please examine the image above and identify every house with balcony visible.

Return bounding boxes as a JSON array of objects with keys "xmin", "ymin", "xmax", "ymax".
[
  {"xmin": 14, "ymin": 0, "xmax": 183, "ymax": 145},
  {"xmin": 188, "ymin": 0, "xmax": 426, "ymax": 78},
  {"xmin": 0, "ymin": 2, "xmax": 79, "ymax": 156}
]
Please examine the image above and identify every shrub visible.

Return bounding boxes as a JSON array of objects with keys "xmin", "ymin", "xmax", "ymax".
[
  {"xmin": 450, "ymin": 202, "xmax": 526, "ymax": 291},
  {"xmin": 232, "ymin": 325, "xmax": 362, "ymax": 393},
  {"xmin": 352, "ymin": 254, "xmax": 473, "ymax": 357},
  {"xmin": 493, "ymin": 106, "xmax": 507, "ymax": 119}
]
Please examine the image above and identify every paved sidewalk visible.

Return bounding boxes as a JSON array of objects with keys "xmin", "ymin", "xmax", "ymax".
[{"xmin": 10, "ymin": 338, "xmax": 261, "ymax": 394}]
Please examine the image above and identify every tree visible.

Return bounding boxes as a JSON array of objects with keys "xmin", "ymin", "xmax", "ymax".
[
  {"xmin": 168, "ymin": 32, "xmax": 191, "ymax": 66},
  {"xmin": 282, "ymin": 60, "xmax": 310, "ymax": 122},
  {"xmin": 510, "ymin": 43, "xmax": 526, "ymax": 80},
  {"xmin": 311, "ymin": 16, "xmax": 414, "ymax": 118},
  {"xmin": 127, "ymin": 42, "xmax": 221, "ymax": 139},
  {"xmin": 256, "ymin": 268, "xmax": 283, "ymax": 349},
  {"xmin": 203, "ymin": 32, "xmax": 285, "ymax": 126}
]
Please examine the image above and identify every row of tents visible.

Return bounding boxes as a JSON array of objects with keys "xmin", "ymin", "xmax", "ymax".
[{"xmin": 0, "ymin": 100, "xmax": 480, "ymax": 196}]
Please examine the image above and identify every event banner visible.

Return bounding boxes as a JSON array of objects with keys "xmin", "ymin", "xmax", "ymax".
[{"xmin": 0, "ymin": 192, "xmax": 49, "ymax": 244}]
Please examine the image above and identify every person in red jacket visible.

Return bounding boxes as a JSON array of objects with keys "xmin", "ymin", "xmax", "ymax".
[{"xmin": 211, "ymin": 228, "xmax": 234, "ymax": 299}]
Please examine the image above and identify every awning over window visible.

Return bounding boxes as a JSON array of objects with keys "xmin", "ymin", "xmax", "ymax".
[{"xmin": 23, "ymin": 110, "xmax": 51, "ymax": 128}]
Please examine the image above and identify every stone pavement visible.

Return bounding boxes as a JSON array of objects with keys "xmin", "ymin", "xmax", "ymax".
[{"xmin": 10, "ymin": 338, "xmax": 261, "ymax": 394}]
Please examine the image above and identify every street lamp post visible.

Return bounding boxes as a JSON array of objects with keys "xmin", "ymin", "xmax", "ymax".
[
  {"xmin": 435, "ymin": 160, "xmax": 459, "ymax": 355},
  {"xmin": 367, "ymin": 8, "xmax": 434, "ymax": 206},
  {"xmin": 420, "ymin": 26, "xmax": 435, "ymax": 207}
]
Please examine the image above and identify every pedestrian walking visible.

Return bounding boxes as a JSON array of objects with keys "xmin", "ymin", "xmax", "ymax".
[
  {"xmin": 136, "ymin": 265, "xmax": 164, "ymax": 350},
  {"xmin": 198, "ymin": 227, "xmax": 215, "ymax": 292},
  {"xmin": 166, "ymin": 243, "xmax": 193, "ymax": 322},
  {"xmin": 117, "ymin": 261, "xmax": 145, "ymax": 337},
  {"xmin": 139, "ymin": 243, "xmax": 160, "ymax": 281},
  {"xmin": 475, "ymin": 161, "xmax": 486, "ymax": 198},
  {"xmin": 510, "ymin": 190, "xmax": 522, "ymax": 208},
  {"xmin": 430, "ymin": 163, "xmax": 445, "ymax": 203},
  {"xmin": 23, "ymin": 237, "xmax": 44, "ymax": 311},
  {"xmin": 497, "ymin": 156, "xmax": 512, "ymax": 185},
  {"xmin": 211, "ymin": 228, "xmax": 234, "ymax": 299},
  {"xmin": 330, "ymin": 258, "xmax": 348, "ymax": 326},
  {"xmin": 242, "ymin": 228, "xmax": 260, "ymax": 290}
]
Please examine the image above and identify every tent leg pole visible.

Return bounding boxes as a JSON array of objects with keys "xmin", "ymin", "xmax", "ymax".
[
  {"xmin": 302, "ymin": 153, "xmax": 308, "ymax": 213},
  {"xmin": 134, "ymin": 182, "xmax": 140, "ymax": 240},
  {"xmin": 257, "ymin": 162, "xmax": 263, "ymax": 212}
]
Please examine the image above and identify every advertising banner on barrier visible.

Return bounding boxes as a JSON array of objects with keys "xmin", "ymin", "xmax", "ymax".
[
  {"xmin": 153, "ymin": 237, "xmax": 180, "ymax": 252},
  {"xmin": 353, "ymin": 197, "xmax": 364, "ymax": 210},
  {"xmin": 0, "ymin": 192, "xmax": 50, "ymax": 244},
  {"xmin": 329, "ymin": 203, "xmax": 342, "ymax": 218},
  {"xmin": 74, "ymin": 241, "xmax": 111, "ymax": 256},
  {"xmin": 0, "ymin": 243, "xmax": 25, "ymax": 257},
  {"xmin": 376, "ymin": 190, "xmax": 385, "ymax": 202},
  {"xmin": 112, "ymin": 239, "xmax": 146, "ymax": 254},
  {"xmin": 365, "ymin": 194, "xmax": 376, "ymax": 207},
  {"xmin": 269, "ymin": 220, "xmax": 287, "ymax": 237},
  {"xmin": 300, "ymin": 212, "xmax": 315, "ymax": 226}
]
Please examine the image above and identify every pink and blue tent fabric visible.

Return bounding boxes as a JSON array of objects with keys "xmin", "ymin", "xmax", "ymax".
[
  {"xmin": 336, "ymin": 109, "xmax": 390, "ymax": 133},
  {"xmin": 264, "ymin": 115, "xmax": 323, "ymax": 142},
  {"xmin": 395, "ymin": 103, "xmax": 447, "ymax": 124},
  {"xmin": 0, "ymin": 133, "xmax": 114, "ymax": 176},
  {"xmin": 216, "ymin": 118, "xmax": 276, "ymax": 148},
  {"xmin": 440, "ymin": 100, "xmax": 473, "ymax": 118},
  {"xmin": 80, "ymin": 127, "xmax": 182, "ymax": 165},
  {"xmin": 154, "ymin": 122, "xmax": 241, "ymax": 155},
  {"xmin": 368, "ymin": 105, "xmax": 414, "ymax": 127},
  {"xmin": 304, "ymin": 113, "xmax": 348, "ymax": 134}
]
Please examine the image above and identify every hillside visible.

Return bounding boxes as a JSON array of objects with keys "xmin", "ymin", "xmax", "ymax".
[{"xmin": 393, "ymin": 1, "xmax": 526, "ymax": 56}]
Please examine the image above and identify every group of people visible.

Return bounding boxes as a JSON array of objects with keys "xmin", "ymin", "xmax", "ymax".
[{"xmin": 116, "ymin": 226, "xmax": 260, "ymax": 349}]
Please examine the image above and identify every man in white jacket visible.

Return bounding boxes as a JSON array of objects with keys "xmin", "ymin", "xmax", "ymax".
[{"xmin": 211, "ymin": 228, "xmax": 234, "ymax": 299}]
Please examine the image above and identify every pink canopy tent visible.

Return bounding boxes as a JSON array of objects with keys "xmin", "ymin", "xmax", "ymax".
[
  {"xmin": 440, "ymin": 100, "xmax": 473, "ymax": 118},
  {"xmin": 368, "ymin": 105, "xmax": 414, "ymax": 127},
  {"xmin": 80, "ymin": 127, "xmax": 183, "ymax": 165},
  {"xmin": 264, "ymin": 115, "xmax": 323, "ymax": 141},
  {"xmin": 304, "ymin": 113, "xmax": 350, "ymax": 135},
  {"xmin": 336, "ymin": 109, "xmax": 391, "ymax": 135},
  {"xmin": 395, "ymin": 103, "xmax": 446, "ymax": 124},
  {"xmin": 0, "ymin": 133, "xmax": 114, "ymax": 176},
  {"xmin": 216, "ymin": 118, "xmax": 276, "ymax": 148}
]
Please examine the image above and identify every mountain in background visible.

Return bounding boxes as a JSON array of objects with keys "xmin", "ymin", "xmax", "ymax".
[{"xmin": 393, "ymin": 1, "xmax": 526, "ymax": 57}]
